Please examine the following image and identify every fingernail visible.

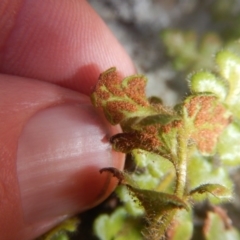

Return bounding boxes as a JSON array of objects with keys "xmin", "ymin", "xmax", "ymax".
[{"xmin": 17, "ymin": 103, "xmax": 123, "ymax": 222}]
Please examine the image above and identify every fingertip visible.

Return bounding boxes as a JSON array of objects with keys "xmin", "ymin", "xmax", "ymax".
[
  {"xmin": 0, "ymin": 76, "xmax": 125, "ymax": 239},
  {"xmin": 17, "ymin": 104, "xmax": 124, "ymax": 239},
  {"xmin": 0, "ymin": 0, "xmax": 135, "ymax": 94}
]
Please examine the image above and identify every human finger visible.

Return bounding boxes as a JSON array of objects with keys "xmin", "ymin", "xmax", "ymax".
[
  {"xmin": 0, "ymin": 0, "xmax": 135, "ymax": 95},
  {"xmin": 0, "ymin": 74, "xmax": 124, "ymax": 240}
]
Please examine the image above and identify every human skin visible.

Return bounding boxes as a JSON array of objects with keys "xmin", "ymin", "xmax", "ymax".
[{"xmin": 0, "ymin": 1, "xmax": 135, "ymax": 239}]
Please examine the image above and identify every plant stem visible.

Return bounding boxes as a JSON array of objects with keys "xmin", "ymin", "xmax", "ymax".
[
  {"xmin": 174, "ymin": 130, "xmax": 188, "ymax": 197},
  {"xmin": 150, "ymin": 210, "xmax": 176, "ymax": 240},
  {"xmin": 152, "ymin": 130, "xmax": 189, "ymax": 240}
]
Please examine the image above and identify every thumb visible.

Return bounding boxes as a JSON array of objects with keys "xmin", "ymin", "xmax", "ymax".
[{"xmin": 0, "ymin": 75, "xmax": 124, "ymax": 240}]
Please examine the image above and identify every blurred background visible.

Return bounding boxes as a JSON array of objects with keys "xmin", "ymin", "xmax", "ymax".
[{"xmin": 89, "ymin": 0, "xmax": 240, "ymax": 105}]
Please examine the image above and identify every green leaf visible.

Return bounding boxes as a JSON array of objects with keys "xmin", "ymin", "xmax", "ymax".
[
  {"xmin": 166, "ymin": 210, "xmax": 193, "ymax": 240},
  {"xmin": 127, "ymin": 185, "xmax": 190, "ymax": 240},
  {"xmin": 182, "ymin": 95, "xmax": 231, "ymax": 155},
  {"xmin": 134, "ymin": 114, "xmax": 181, "ymax": 127},
  {"xmin": 126, "ymin": 185, "xmax": 189, "ymax": 217},
  {"xmin": 132, "ymin": 149, "xmax": 174, "ymax": 187},
  {"xmin": 157, "ymin": 119, "xmax": 183, "ymax": 159},
  {"xmin": 93, "ymin": 207, "xmax": 143, "ymax": 240},
  {"xmin": 218, "ymin": 120, "xmax": 240, "ymax": 166},
  {"xmin": 216, "ymin": 50, "xmax": 240, "ymax": 117},
  {"xmin": 204, "ymin": 210, "xmax": 240, "ymax": 240},
  {"xmin": 37, "ymin": 218, "xmax": 79, "ymax": 240},
  {"xmin": 101, "ymin": 167, "xmax": 188, "ymax": 217},
  {"xmin": 189, "ymin": 71, "xmax": 227, "ymax": 101},
  {"xmin": 187, "ymin": 154, "xmax": 233, "ymax": 203},
  {"xmin": 91, "ymin": 67, "xmax": 156, "ymax": 125},
  {"xmin": 116, "ymin": 150, "xmax": 175, "ymax": 216},
  {"xmin": 189, "ymin": 183, "xmax": 232, "ymax": 200},
  {"xmin": 199, "ymin": 33, "xmax": 223, "ymax": 60},
  {"xmin": 161, "ymin": 30, "xmax": 223, "ymax": 72},
  {"xmin": 116, "ymin": 186, "xmax": 144, "ymax": 216}
]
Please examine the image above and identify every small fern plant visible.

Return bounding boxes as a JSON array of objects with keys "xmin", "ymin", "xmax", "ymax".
[{"xmin": 91, "ymin": 41, "xmax": 240, "ymax": 240}]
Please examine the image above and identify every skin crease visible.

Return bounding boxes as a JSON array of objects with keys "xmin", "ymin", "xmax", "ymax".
[{"xmin": 0, "ymin": 0, "xmax": 135, "ymax": 239}]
